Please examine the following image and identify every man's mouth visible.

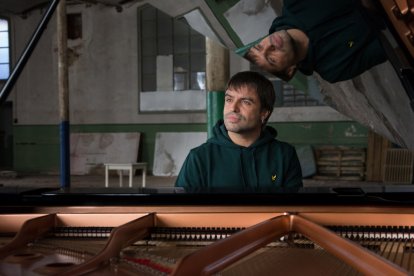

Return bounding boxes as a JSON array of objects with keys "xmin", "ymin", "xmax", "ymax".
[
  {"xmin": 270, "ymin": 33, "xmax": 283, "ymax": 49},
  {"xmin": 225, "ymin": 113, "xmax": 242, "ymax": 123}
]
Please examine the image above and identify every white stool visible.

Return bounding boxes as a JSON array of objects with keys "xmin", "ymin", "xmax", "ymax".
[{"xmin": 104, "ymin": 163, "xmax": 147, "ymax": 188}]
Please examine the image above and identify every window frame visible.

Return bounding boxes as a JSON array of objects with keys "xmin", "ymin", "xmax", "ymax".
[
  {"xmin": 0, "ymin": 16, "xmax": 10, "ymax": 82},
  {"xmin": 137, "ymin": 4, "xmax": 207, "ymax": 114}
]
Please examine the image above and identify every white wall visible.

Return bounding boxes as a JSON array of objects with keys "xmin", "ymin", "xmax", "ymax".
[{"xmin": 10, "ymin": 3, "xmax": 215, "ymax": 125}]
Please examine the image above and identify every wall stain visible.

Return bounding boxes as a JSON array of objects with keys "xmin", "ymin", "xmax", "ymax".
[{"xmin": 99, "ymin": 134, "xmax": 114, "ymax": 149}]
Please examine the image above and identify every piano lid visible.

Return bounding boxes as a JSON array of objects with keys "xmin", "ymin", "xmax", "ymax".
[
  {"xmin": 2, "ymin": 185, "xmax": 414, "ymax": 206},
  {"xmin": 0, "ymin": 0, "xmax": 413, "ymax": 148}
]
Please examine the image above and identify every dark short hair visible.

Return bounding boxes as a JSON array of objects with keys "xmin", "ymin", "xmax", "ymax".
[{"xmin": 226, "ymin": 71, "xmax": 275, "ymax": 123}]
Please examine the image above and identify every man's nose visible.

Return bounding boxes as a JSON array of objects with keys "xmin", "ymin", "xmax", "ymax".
[
  {"xmin": 264, "ymin": 42, "xmax": 275, "ymax": 52},
  {"xmin": 261, "ymin": 37, "xmax": 275, "ymax": 52},
  {"xmin": 228, "ymin": 100, "xmax": 240, "ymax": 112}
]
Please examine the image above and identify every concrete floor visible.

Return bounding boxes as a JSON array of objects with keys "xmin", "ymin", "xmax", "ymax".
[{"xmin": 0, "ymin": 172, "xmax": 177, "ymax": 189}]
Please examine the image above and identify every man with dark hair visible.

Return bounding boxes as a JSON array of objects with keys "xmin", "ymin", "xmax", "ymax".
[
  {"xmin": 175, "ymin": 71, "xmax": 302, "ymax": 190},
  {"xmin": 237, "ymin": 0, "xmax": 387, "ymax": 83}
]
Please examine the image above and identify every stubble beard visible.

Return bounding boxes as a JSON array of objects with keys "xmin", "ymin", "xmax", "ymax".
[
  {"xmin": 224, "ymin": 112, "xmax": 244, "ymax": 133},
  {"xmin": 224, "ymin": 113, "xmax": 259, "ymax": 135}
]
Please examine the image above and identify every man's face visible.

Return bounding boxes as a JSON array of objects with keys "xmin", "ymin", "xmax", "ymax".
[
  {"xmin": 247, "ymin": 30, "xmax": 297, "ymax": 78},
  {"xmin": 223, "ymin": 85, "xmax": 268, "ymax": 135}
]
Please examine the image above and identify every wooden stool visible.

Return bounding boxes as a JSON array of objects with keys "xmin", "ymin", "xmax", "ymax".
[{"xmin": 104, "ymin": 163, "xmax": 147, "ymax": 188}]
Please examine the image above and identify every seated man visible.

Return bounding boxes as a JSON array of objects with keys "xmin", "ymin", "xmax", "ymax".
[
  {"xmin": 175, "ymin": 71, "xmax": 302, "ymax": 190},
  {"xmin": 237, "ymin": 0, "xmax": 387, "ymax": 83}
]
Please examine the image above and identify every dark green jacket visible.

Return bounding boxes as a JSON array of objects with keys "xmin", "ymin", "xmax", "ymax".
[
  {"xmin": 270, "ymin": 0, "xmax": 387, "ymax": 82},
  {"xmin": 175, "ymin": 120, "xmax": 303, "ymax": 190}
]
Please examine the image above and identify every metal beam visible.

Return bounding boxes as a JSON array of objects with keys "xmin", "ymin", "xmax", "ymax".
[{"xmin": 0, "ymin": 0, "xmax": 61, "ymax": 106}]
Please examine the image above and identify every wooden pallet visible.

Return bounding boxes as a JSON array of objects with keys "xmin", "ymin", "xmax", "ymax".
[
  {"xmin": 313, "ymin": 146, "xmax": 366, "ymax": 181},
  {"xmin": 383, "ymin": 148, "xmax": 414, "ymax": 183}
]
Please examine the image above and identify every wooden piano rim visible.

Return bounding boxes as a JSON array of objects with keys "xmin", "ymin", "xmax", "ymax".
[
  {"xmin": 171, "ymin": 213, "xmax": 408, "ymax": 276},
  {"xmin": 3, "ymin": 209, "xmax": 414, "ymax": 230},
  {"xmin": 0, "ymin": 212, "xmax": 410, "ymax": 276},
  {"xmin": 378, "ymin": 0, "xmax": 414, "ymax": 57}
]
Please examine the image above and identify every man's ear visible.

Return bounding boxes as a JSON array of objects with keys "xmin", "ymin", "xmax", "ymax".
[
  {"xmin": 261, "ymin": 110, "xmax": 271, "ymax": 123},
  {"xmin": 285, "ymin": 65, "xmax": 297, "ymax": 80}
]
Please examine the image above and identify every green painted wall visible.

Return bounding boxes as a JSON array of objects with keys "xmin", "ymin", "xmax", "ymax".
[
  {"xmin": 13, "ymin": 122, "xmax": 368, "ymax": 173},
  {"xmin": 13, "ymin": 124, "xmax": 206, "ymax": 173}
]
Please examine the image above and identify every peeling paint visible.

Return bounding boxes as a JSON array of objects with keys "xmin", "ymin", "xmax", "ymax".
[
  {"xmin": 345, "ymin": 124, "xmax": 365, "ymax": 137},
  {"xmin": 161, "ymin": 150, "xmax": 176, "ymax": 176},
  {"xmin": 68, "ymin": 46, "xmax": 82, "ymax": 66},
  {"xmin": 99, "ymin": 134, "xmax": 114, "ymax": 149}
]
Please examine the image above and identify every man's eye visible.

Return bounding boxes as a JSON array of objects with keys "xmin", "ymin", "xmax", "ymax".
[
  {"xmin": 254, "ymin": 44, "xmax": 263, "ymax": 50},
  {"xmin": 243, "ymin": 100, "xmax": 252, "ymax": 105}
]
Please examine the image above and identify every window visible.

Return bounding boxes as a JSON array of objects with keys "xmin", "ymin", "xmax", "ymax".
[
  {"xmin": 67, "ymin": 13, "xmax": 82, "ymax": 40},
  {"xmin": 138, "ymin": 5, "xmax": 207, "ymax": 112},
  {"xmin": 273, "ymin": 79, "xmax": 324, "ymax": 107},
  {"xmin": 0, "ymin": 18, "xmax": 10, "ymax": 80}
]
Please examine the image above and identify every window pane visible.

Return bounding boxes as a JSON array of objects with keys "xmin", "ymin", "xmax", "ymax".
[
  {"xmin": 0, "ymin": 19, "xmax": 9, "ymax": 79},
  {"xmin": 174, "ymin": 54, "xmax": 189, "ymax": 72},
  {"xmin": 190, "ymin": 34, "xmax": 205, "ymax": 52},
  {"xmin": 174, "ymin": 21, "xmax": 189, "ymax": 54},
  {"xmin": 141, "ymin": 21, "xmax": 156, "ymax": 39},
  {"xmin": 174, "ymin": 20, "xmax": 189, "ymax": 36},
  {"xmin": 0, "ymin": 48, "xmax": 9, "ymax": 63},
  {"xmin": 157, "ymin": 12, "xmax": 172, "ymax": 36},
  {"xmin": 67, "ymin": 13, "xmax": 82, "ymax": 40},
  {"xmin": 190, "ymin": 53, "xmax": 205, "ymax": 72},
  {"xmin": 0, "ymin": 64, "xmax": 9, "ymax": 79},
  {"xmin": 174, "ymin": 37, "xmax": 189, "ymax": 54},
  {"xmin": 141, "ymin": 6, "xmax": 156, "ymax": 20},
  {"xmin": 142, "ymin": 73, "xmax": 156, "ymax": 91},
  {"xmin": 173, "ymin": 72, "xmax": 188, "ymax": 91},
  {"xmin": 0, "ymin": 32, "xmax": 9, "ymax": 47},
  {"xmin": 0, "ymin": 19, "xmax": 8, "ymax": 31},
  {"xmin": 158, "ymin": 37, "xmax": 172, "ymax": 55},
  {"xmin": 142, "ymin": 39, "xmax": 156, "ymax": 56},
  {"xmin": 191, "ymin": 72, "xmax": 205, "ymax": 90},
  {"xmin": 142, "ymin": 56, "xmax": 156, "ymax": 74}
]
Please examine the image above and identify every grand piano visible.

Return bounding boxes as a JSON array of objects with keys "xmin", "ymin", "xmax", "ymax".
[
  {"xmin": 1, "ymin": 0, "xmax": 414, "ymax": 275},
  {"xmin": 1, "ymin": 186, "xmax": 414, "ymax": 275}
]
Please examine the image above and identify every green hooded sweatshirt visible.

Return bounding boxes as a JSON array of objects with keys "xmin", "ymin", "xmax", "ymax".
[
  {"xmin": 269, "ymin": 0, "xmax": 386, "ymax": 83},
  {"xmin": 175, "ymin": 120, "xmax": 303, "ymax": 190}
]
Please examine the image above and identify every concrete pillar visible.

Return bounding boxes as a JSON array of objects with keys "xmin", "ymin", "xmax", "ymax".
[{"xmin": 206, "ymin": 37, "xmax": 229, "ymax": 138}]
